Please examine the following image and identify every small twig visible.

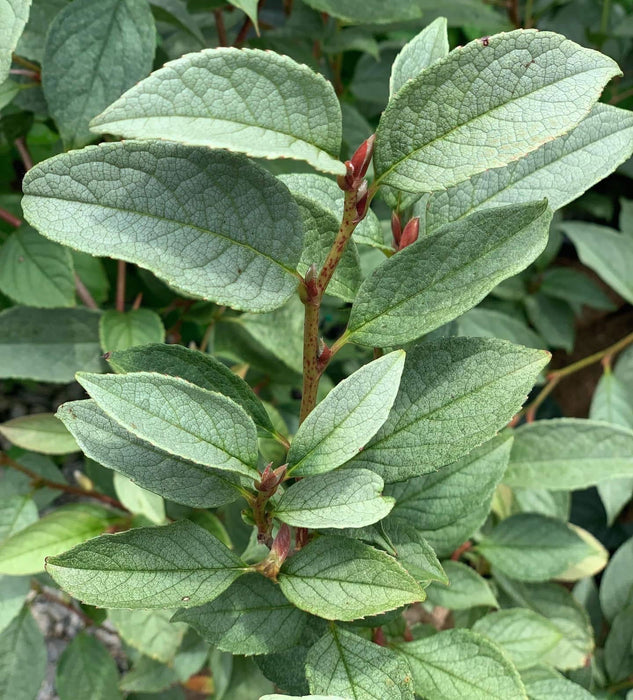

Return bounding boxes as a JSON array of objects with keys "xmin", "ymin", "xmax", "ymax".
[
  {"xmin": 14, "ymin": 137, "xmax": 33, "ymax": 171},
  {"xmin": 116, "ymin": 260, "xmax": 126, "ymax": 312},
  {"xmin": 74, "ymin": 273, "xmax": 99, "ymax": 310},
  {"xmin": 522, "ymin": 330, "xmax": 633, "ymax": 421},
  {"xmin": 0, "ymin": 207, "xmax": 22, "ymax": 228},
  {"xmin": 523, "ymin": 0, "xmax": 534, "ymax": 27},
  {"xmin": 233, "ymin": 15, "xmax": 252, "ymax": 46},
  {"xmin": 31, "ymin": 581, "xmax": 96, "ymax": 627},
  {"xmin": 131, "ymin": 292, "xmax": 143, "ymax": 311},
  {"xmin": 0, "ymin": 453, "xmax": 128, "ymax": 512},
  {"xmin": 451, "ymin": 541, "xmax": 473, "ymax": 561},
  {"xmin": 213, "ymin": 8, "xmax": 228, "ymax": 46},
  {"xmin": 11, "ymin": 53, "xmax": 40, "ymax": 72},
  {"xmin": 507, "ymin": 0, "xmax": 520, "ymax": 27},
  {"xmin": 610, "ymin": 85, "xmax": 633, "ymax": 105},
  {"xmin": 9, "ymin": 68, "xmax": 39, "ymax": 80}
]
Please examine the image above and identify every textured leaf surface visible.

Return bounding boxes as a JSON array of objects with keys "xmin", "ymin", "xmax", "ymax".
[
  {"xmin": 472, "ymin": 610, "xmax": 562, "ymax": 670},
  {"xmin": 46, "ymin": 520, "xmax": 248, "ymax": 608},
  {"xmin": 108, "ymin": 343, "xmax": 274, "ymax": 434},
  {"xmin": 42, "ymin": 0, "xmax": 155, "ymax": 148},
  {"xmin": 390, "ymin": 18, "xmax": 448, "ymax": 96},
  {"xmin": 91, "ymin": 48, "xmax": 344, "ymax": 175},
  {"xmin": 496, "ymin": 575, "xmax": 593, "ymax": 670},
  {"xmin": 278, "ymin": 535, "xmax": 424, "ymax": 621},
  {"xmin": 0, "ymin": 226, "xmax": 75, "ymax": 307},
  {"xmin": 0, "ymin": 608, "xmax": 46, "ymax": 700},
  {"xmin": 395, "ymin": 629, "xmax": 527, "ymax": 699},
  {"xmin": 348, "ymin": 201, "xmax": 551, "ymax": 346},
  {"xmin": 275, "ymin": 469, "xmax": 394, "ymax": 529},
  {"xmin": 113, "ymin": 473, "xmax": 165, "ymax": 524},
  {"xmin": 22, "ymin": 142, "xmax": 303, "ymax": 312},
  {"xmin": 0, "ymin": 504, "xmax": 116, "ymax": 575},
  {"xmin": 522, "ymin": 675, "xmax": 593, "ymax": 700},
  {"xmin": 99, "ymin": 310, "xmax": 165, "ymax": 353},
  {"xmin": 562, "ymin": 221, "xmax": 633, "ymax": 304},
  {"xmin": 457, "ymin": 308, "xmax": 545, "ymax": 349},
  {"xmin": 381, "ymin": 521, "xmax": 447, "ymax": 586},
  {"xmin": 108, "ymin": 608, "xmax": 186, "ymax": 663},
  {"xmin": 505, "ymin": 419, "xmax": 633, "ymax": 489},
  {"xmin": 425, "ymin": 104, "xmax": 633, "ymax": 231},
  {"xmin": 174, "ymin": 575, "xmax": 308, "ymax": 655},
  {"xmin": 375, "ymin": 30, "xmax": 620, "ymax": 192},
  {"xmin": 604, "ymin": 605, "xmax": 633, "ymax": 683},
  {"xmin": 77, "ymin": 372, "xmax": 259, "ymax": 478},
  {"xmin": 0, "ymin": 576, "xmax": 29, "ymax": 635},
  {"xmin": 56, "ymin": 633, "xmax": 122, "ymax": 700},
  {"xmin": 348, "ymin": 338, "xmax": 545, "ymax": 482},
  {"xmin": 600, "ymin": 537, "xmax": 633, "ymax": 623},
  {"xmin": 306, "ymin": 625, "xmax": 414, "ymax": 699},
  {"xmin": 58, "ymin": 400, "xmax": 241, "ymax": 508},
  {"xmin": 0, "ymin": 306, "xmax": 102, "ymax": 382},
  {"xmin": 288, "ymin": 351, "xmax": 405, "ymax": 476},
  {"xmin": 0, "ymin": 413, "xmax": 78, "ymax": 454},
  {"xmin": 426, "ymin": 560, "xmax": 497, "ymax": 610},
  {"xmin": 0, "ymin": 0, "xmax": 31, "ymax": 82},
  {"xmin": 478, "ymin": 514, "xmax": 594, "ymax": 582}
]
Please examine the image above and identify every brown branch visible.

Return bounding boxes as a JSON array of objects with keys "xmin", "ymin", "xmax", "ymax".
[
  {"xmin": 233, "ymin": 15, "xmax": 252, "ymax": 46},
  {"xmin": 74, "ymin": 273, "xmax": 99, "ymax": 310},
  {"xmin": 31, "ymin": 581, "xmax": 96, "ymax": 627},
  {"xmin": 0, "ymin": 453, "xmax": 128, "ymax": 512},
  {"xmin": 116, "ymin": 260, "xmax": 126, "ymax": 312},
  {"xmin": 213, "ymin": 9, "xmax": 228, "ymax": 46},
  {"xmin": 14, "ymin": 137, "xmax": 33, "ymax": 171},
  {"xmin": 0, "ymin": 208, "xmax": 22, "ymax": 228},
  {"xmin": 11, "ymin": 53, "xmax": 40, "ymax": 72}
]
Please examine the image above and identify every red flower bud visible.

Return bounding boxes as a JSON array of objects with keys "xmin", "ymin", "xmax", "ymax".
[
  {"xmin": 391, "ymin": 211, "xmax": 402, "ymax": 248},
  {"xmin": 399, "ymin": 217, "xmax": 420, "ymax": 250},
  {"xmin": 350, "ymin": 134, "xmax": 376, "ymax": 181},
  {"xmin": 337, "ymin": 160, "xmax": 356, "ymax": 191}
]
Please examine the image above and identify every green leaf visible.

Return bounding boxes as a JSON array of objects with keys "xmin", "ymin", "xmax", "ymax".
[
  {"xmin": 505, "ymin": 419, "xmax": 633, "ymax": 490},
  {"xmin": 457, "ymin": 308, "xmax": 545, "ymax": 349},
  {"xmin": 539, "ymin": 267, "xmax": 615, "ymax": 311},
  {"xmin": 0, "ymin": 226, "xmax": 75, "ymax": 307},
  {"xmin": 524, "ymin": 293, "xmax": 575, "ymax": 352},
  {"xmin": 425, "ymin": 104, "xmax": 633, "ymax": 231},
  {"xmin": 58, "ymin": 399, "xmax": 242, "ymax": 508},
  {"xmin": 374, "ymin": 30, "xmax": 620, "ymax": 193},
  {"xmin": 15, "ymin": 0, "xmax": 67, "ymax": 64},
  {"xmin": 76, "ymin": 371, "xmax": 259, "ymax": 479},
  {"xmin": 56, "ymin": 633, "xmax": 122, "ymax": 700},
  {"xmin": 0, "ymin": 413, "xmax": 78, "ymax": 454},
  {"xmin": 0, "ymin": 453, "xmax": 69, "ymax": 509},
  {"xmin": 300, "ymin": 0, "xmax": 424, "ymax": 24},
  {"xmin": 347, "ymin": 201, "xmax": 552, "ymax": 347},
  {"xmin": 99, "ymin": 309, "xmax": 165, "ymax": 353},
  {"xmin": 472, "ymin": 610, "xmax": 563, "ymax": 670},
  {"xmin": 0, "ymin": 504, "xmax": 118, "ymax": 575},
  {"xmin": 348, "ymin": 338, "xmax": 545, "ymax": 482},
  {"xmin": 108, "ymin": 343, "xmax": 274, "ymax": 435},
  {"xmin": 274, "ymin": 469, "xmax": 394, "ymax": 529},
  {"xmin": 478, "ymin": 514, "xmax": 594, "ymax": 582},
  {"xmin": 390, "ymin": 18, "xmax": 448, "ymax": 96},
  {"xmin": 0, "ymin": 306, "xmax": 102, "ymax": 383},
  {"xmin": 288, "ymin": 351, "xmax": 405, "ymax": 476},
  {"xmin": 113, "ymin": 473, "xmax": 165, "ymax": 524},
  {"xmin": 495, "ymin": 575, "xmax": 594, "ymax": 670},
  {"xmin": 90, "ymin": 48, "xmax": 344, "ymax": 175},
  {"xmin": 72, "ymin": 250, "xmax": 109, "ymax": 305},
  {"xmin": 149, "ymin": 0, "xmax": 204, "ymax": 45},
  {"xmin": 306, "ymin": 625, "xmax": 414, "ymax": 699},
  {"xmin": 599, "ymin": 536, "xmax": 633, "ymax": 623},
  {"xmin": 394, "ymin": 629, "xmax": 527, "ymax": 700},
  {"xmin": 22, "ymin": 142, "xmax": 304, "ymax": 313},
  {"xmin": 119, "ymin": 655, "xmax": 179, "ymax": 693},
  {"xmin": 426, "ymin": 560, "xmax": 497, "ymax": 610},
  {"xmin": 604, "ymin": 605, "xmax": 633, "ymax": 683},
  {"xmin": 562, "ymin": 221, "xmax": 633, "ymax": 304},
  {"xmin": 386, "ymin": 434, "xmax": 512, "ymax": 556},
  {"xmin": 108, "ymin": 608, "xmax": 186, "ymax": 663},
  {"xmin": 46, "ymin": 519, "xmax": 249, "ymax": 608},
  {"xmin": 173, "ymin": 575, "xmax": 308, "ymax": 655},
  {"xmin": 522, "ymin": 675, "xmax": 594, "ymax": 700},
  {"xmin": 228, "ymin": 0, "xmax": 258, "ymax": 31},
  {"xmin": 381, "ymin": 521, "xmax": 447, "ymax": 586},
  {"xmin": 0, "ymin": 576, "xmax": 30, "ymax": 635},
  {"xmin": 0, "ymin": 608, "xmax": 47, "ymax": 700},
  {"xmin": 278, "ymin": 160, "xmax": 385, "ymax": 251},
  {"xmin": 0, "ymin": 0, "xmax": 31, "ymax": 82},
  {"xmin": 278, "ymin": 535, "xmax": 424, "ymax": 621},
  {"xmin": 42, "ymin": 0, "xmax": 156, "ymax": 148},
  {"xmin": 0, "ymin": 495, "xmax": 38, "ymax": 544}
]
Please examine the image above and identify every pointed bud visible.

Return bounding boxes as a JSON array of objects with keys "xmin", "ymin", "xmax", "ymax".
[
  {"xmin": 350, "ymin": 134, "xmax": 376, "ymax": 181},
  {"xmin": 391, "ymin": 211, "xmax": 402, "ymax": 247},
  {"xmin": 256, "ymin": 462, "xmax": 287, "ymax": 493},
  {"xmin": 304, "ymin": 262, "xmax": 319, "ymax": 298},
  {"xmin": 354, "ymin": 180, "xmax": 369, "ymax": 222},
  {"xmin": 255, "ymin": 523, "xmax": 292, "ymax": 580},
  {"xmin": 399, "ymin": 217, "xmax": 420, "ymax": 250},
  {"xmin": 317, "ymin": 337, "xmax": 332, "ymax": 369}
]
